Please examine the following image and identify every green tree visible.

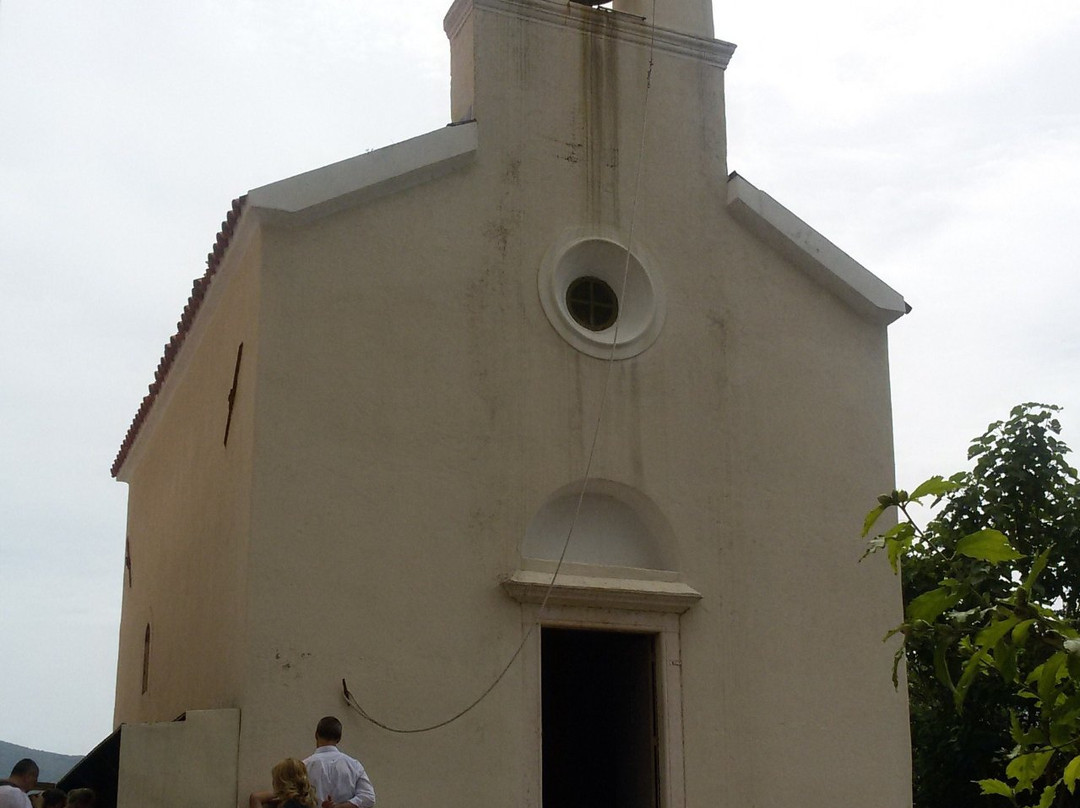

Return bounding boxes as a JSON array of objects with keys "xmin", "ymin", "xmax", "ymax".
[{"xmin": 865, "ymin": 403, "xmax": 1080, "ymax": 807}]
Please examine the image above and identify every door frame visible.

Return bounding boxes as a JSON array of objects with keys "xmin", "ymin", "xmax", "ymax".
[{"xmin": 519, "ymin": 604, "xmax": 687, "ymax": 808}]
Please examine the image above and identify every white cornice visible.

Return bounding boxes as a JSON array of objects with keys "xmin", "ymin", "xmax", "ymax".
[
  {"xmin": 727, "ymin": 173, "xmax": 908, "ymax": 325},
  {"xmin": 502, "ymin": 570, "xmax": 702, "ymax": 613},
  {"xmin": 445, "ymin": 0, "xmax": 736, "ymax": 68},
  {"xmin": 247, "ymin": 122, "xmax": 478, "ymax": 225}
]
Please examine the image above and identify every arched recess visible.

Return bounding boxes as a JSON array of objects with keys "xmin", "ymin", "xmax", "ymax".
[
  {"xmin": 521, "ymin": 479, "xmax": 677, "ymax": 572},
  {"xmin": 510, "ymin": 479, "xmax": 699, "ymax": 612}
]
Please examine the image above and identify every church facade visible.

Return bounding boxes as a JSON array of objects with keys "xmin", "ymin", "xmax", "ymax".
[{"xmin": 107, "ymin": 1, "xmax": 912, "ymax": 806}]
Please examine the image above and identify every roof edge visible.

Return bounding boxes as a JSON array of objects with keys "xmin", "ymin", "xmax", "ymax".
[
  {"xmin": 726, "ymin": 172, "xmax": 908, "ymax": 325},
  {"xmin": 111, "ymin": 197, "xmax": 249, "ymax": 479},
  {"xmin": 247, "ymin": 121, "xmax": 478, "ymax": 225},
  {"xmin": 112, "ymin": 124, "xmax": 480, "ymax": 479}
]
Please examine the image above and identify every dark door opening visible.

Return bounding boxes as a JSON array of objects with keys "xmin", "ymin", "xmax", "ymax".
[{"xmin": 541, "ymin": 627, "xmax": 659, "ymax": 808}]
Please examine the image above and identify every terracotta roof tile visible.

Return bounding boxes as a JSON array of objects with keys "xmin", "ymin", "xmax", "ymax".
[{"xmin": 111, "ymin": 196, "xmax": 248, "ymax": 478}]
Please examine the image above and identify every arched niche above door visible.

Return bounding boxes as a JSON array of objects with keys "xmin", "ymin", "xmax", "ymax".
[{"xmin": 521, "ymin": 479, "xmax": 677, "ymax": 572}]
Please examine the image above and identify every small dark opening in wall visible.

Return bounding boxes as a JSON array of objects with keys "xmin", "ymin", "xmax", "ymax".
[
  {"xmin": 224, "ymin": 342, "xmax": 244, "ymax": 447},
  {"xmin": 566, "ymin": 276, "xmax": 619, "ymax": 331},
  {"xmin": 125, "ymin": 536, "xmax": 133, "ymax": 588},
  {"xmin": 142, "ymin": 623, "xmax": 151, "ymax": 695}
]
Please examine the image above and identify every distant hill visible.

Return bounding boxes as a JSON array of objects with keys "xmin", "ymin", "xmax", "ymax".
[{"xmin": 0, "ymin": 740, "xmax": 83, "ymax": 785}]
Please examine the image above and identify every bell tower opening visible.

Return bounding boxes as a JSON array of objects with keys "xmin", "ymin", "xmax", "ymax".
[{"xmin": 541, "ymin": 627, "xmax": 660, "ymax": 808}]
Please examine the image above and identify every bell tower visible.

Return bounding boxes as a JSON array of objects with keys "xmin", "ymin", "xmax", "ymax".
[
  {"xmin": 568, "ymin": 0, "xmax": 714, "ymax": 37},
  {"xmin": 443, "ymin": 0, "xmax": 736, "ymax": 227},
  {"xmin": 445, "ymin": 0, "xmax": 731, "ymax": 121}
]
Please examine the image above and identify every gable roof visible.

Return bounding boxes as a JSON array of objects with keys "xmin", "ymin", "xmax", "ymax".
[
  {"xmin": 111, "ymin": 123, "xmax": 479, "ymax": 479},
  {"xmin": 248, "ymin": 121, "xmax": 478, "ymax": 225},
  {"xmin": 727, "ymin": 172, "xmax": 908, "ymax": 324},
  {"xmin": 111, "ymin": 197, "xmax": 247, "ymax": 478}
]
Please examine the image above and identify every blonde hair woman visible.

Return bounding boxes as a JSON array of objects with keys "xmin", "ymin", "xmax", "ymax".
[{"xmin": 249, "ymin": 758, "xmax": 319, "ymax": 808}]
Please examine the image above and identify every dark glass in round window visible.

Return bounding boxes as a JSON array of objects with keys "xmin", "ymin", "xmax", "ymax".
[{"xmin": 566, "ymin": 276, "xmax": 618, "ymax": 332}]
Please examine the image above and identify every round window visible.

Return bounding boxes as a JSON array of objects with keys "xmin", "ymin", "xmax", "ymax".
[
  {"xmin": 538, "ymin": 231, "xmax": 665, "ymax": 360},
  {"xmin": 565, "ymin": 276, "xmax": 619, "ymax": 332}
]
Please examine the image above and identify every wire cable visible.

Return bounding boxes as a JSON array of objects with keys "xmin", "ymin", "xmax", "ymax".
[{"xmin": 344, "ymin": 0, "xmax": 659, "ymax": 734}]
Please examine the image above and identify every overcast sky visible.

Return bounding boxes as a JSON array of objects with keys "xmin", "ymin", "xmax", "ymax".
[{"xmin": 2, "ymin": 0, "xmax": 1078, "ymax": 756}]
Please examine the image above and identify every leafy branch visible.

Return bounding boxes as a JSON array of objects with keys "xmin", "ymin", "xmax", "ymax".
[{"xmin": 863, "ymin": 404, "xmax": 1080, "ymax": 808}]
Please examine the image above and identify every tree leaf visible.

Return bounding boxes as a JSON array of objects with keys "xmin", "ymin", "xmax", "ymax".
[
  {"xmin": 907, "ymin": 587, "xmax": 962, "ymax": 623},
  {"xmin": 1064, "ymin": 754, "xmax": 1080, "ymax": 794},
  {"xmin": 1050, "ymin": 718, "xmax": 1074, "ymax": 748},
  {"xmin": 1023, "ymin": 546, "xmax": 1053, "ymax": 594},
  {"xmin": 1010, "ymin": 711, "xmax": 1024, "ymax": 744},
  {"xmin": 1006, "ymin": 750, "xmax": 1053, "ymax": 792},
  {"xmin": 934, "ymin": 638, "xmax": 955, "ymax": 692},
  {"xmin": 976, "ymin": 616, "xmax": 1021, "ymax": 650},
  {"xmin": 891, "ymin": 645, "xmax": 904, "ymax": 690},
  {"xmin": 860, "ymin": 535, "xmax": 885, "ymax": 562},
  {"xmin": 862, "ymin": 504, "xmax": 886, "ymax": 537},
  {"xmin": 910, "ymin": 475, "xmax": 962, "ymax": 500},
  {"xmin": 886, "ymin": 534, "xmax": 910, "ymax": 574},
  {"xmin": 955, "ymin": 647, "xmax": 991, "ymax": 712},
  {"xmin": 1053, "ymin": 691, "xmax": 1080, "ymax": 725},
  {"xmin": 955, "ymin": 529, "xmax": 1024, "ymax": 563},
  {"xmin": 977, "ymin": 779, "xmax": 1013, "ymax": 798},
  {"xmin": 1013, "ymin": 619, "xmax": 1036, "ymax": 645},
  {"xmin": 874, "ymin": 521, "xmax": 915, "ymax": 572},
  {"xmin": 1008, "ymin": 711, "xmax": 1046, "ymax": 746},
  {"xmin": 994, "ymin": 637, "xmax": 1018, "ymax": 683},
  {"xmin": 1037, "ymin": 784, "xmax": 1057, "ymax": 808},
  {"xmin": 1038, "ymin": 652, "xmax": 1066, "ymax": 707},
  {"xmin": 882, "ymin": 625, "xmax": 903, "ymax": 643},
  {"xmin": 1068, "ymin": 652, "xmax": 1080, "ymax": 682}
]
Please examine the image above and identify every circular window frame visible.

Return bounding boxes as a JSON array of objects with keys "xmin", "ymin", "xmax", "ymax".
[
  {"xmin": 566, "ymin": 276, "xmax": 620, "ymax": 332},
  {"xmin": 538, "ymin": 228, "xmax": 665, "ymax": 360}
]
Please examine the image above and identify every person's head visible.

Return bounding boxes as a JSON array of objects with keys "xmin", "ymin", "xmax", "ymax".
[
  {"xmin": 65, "ymin": 788, "xmax": 95, "ymax": 808},
  {"xmin": 40, "ymin": 788, "xmax": 67, "ymax": 808},
  {"xmin": 8, "ymin": 759, "xmax": 39, "ymax": 792},
  {"xmin": 270, "ymin": 758, "xmax": 317, "ymax": 808},
  {"xmin": 314, "ymin": 715, "xmax": 343, "ymax": 746}
]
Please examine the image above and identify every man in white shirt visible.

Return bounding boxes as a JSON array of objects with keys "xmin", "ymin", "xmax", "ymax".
[
  {"xmin": 0, "ymin": 759, "xmax": 38, "ymax": 808},
  {"xmin": 304, "ymin": 716, "xmax": 376, "ymax": 808}
]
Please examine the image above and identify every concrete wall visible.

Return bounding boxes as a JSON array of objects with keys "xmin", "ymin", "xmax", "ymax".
[
  {"xmin": 117, "ymin": 709, "xmax": 240, "ymax": 808},
  {"xmin": 113, "ymin": 227, "xmax": 261, "ymax": 727}
]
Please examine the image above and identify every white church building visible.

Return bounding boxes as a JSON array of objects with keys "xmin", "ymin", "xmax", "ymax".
[{"xmin": 70, "ymin": 1, "xmax": 913, "ymax": 806}]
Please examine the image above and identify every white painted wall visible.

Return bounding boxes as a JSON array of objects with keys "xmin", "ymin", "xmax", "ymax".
[
  {"xmin": 114, "ymin": 2, "xmax": 911, "ymax": 807},
  {"xmin": 117, "ymin": 710, "xmax": 240, "ymax": 808}
]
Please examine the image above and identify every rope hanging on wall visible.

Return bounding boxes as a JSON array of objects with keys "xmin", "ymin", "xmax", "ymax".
[{"xmin": 342, "ymin": 0, "xmax": 660, "ymax": 734}]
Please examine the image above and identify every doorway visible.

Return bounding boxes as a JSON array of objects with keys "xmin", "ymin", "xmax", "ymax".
[{"xmin": 541, "ymin": 627, "xmax": 660, "ymax": 808}]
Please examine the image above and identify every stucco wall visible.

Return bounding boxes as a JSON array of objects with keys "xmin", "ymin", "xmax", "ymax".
[
  {"xmin": 230, "ymin": 3, "xmax": 910, "ymax": 807},
  {"xmin": 117, "ymin": 709, "xmax": 240, "ymax": 808},
  {"xmin": 110, "ymin": 1, "xmax": 910, "ymax": 806},
  {"xmin": 113, "ymin": 228, "xmax": 261, "ymax": 727}
]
